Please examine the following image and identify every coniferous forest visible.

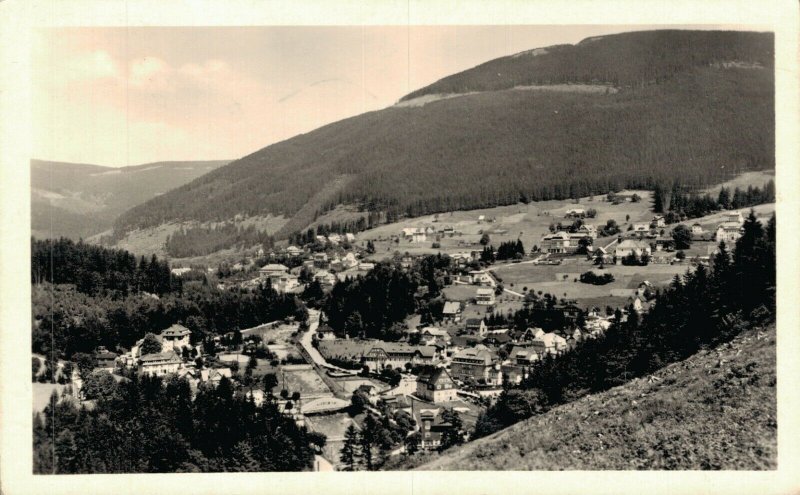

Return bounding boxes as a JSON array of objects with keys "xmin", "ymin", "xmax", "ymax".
[
  {"xmin": 33, "ymin": 374, "xmax": 322, "ymax": 473},
  {"xmin": 111, "ymin": 30, "xmax": 773, "ymax": 242},
  {"xmin": 474, "ymin": 212, "xmax": 775, "ymax": 437},
  {"xmin": 31, "ymin": 238, "xmax": 306, "ymax": 360}
]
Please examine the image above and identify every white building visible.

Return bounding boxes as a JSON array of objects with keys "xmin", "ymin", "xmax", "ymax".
[
  {"xmin": 475, "ymin": 287, "xmax": 495, "ymax": 305},
  {"xmin": 531, "ymin": 333, "xmax": 568, "ymax": 356},
  {"xmin": 161, "ymin": 324, "xmax": 192, "ymax": 351},
  {"xmin": 614, "ymin": 240, "xmax": 652, "ymax": 261},
  {"xmin": 469, "ymin": 270, "xmax": 495, "ymax": 287},
  {"xmin": 716, "ymin": 223, "xmax": 743, "ymax": 243},
  {"xmin": 138, "ymin": 351, "xmax": 182, "ymax": 376},
  {"xmin": 259, "ymin": 263, "xmax": 289, "ymax": 278}
]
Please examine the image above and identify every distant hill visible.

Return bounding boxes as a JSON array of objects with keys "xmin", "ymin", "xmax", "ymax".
[
  {"xmin": 111, "ymin": 30, "xmax": 774, "ymax": 248},
  {"xmin": 31, "ymin": 159, "xmax": 230, "ymax": 239},
  {"xmin": 405, "ymin": 324, "xmax": 776, "ymax": 470}
]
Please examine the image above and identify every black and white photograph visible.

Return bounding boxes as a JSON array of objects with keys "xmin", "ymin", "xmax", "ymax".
[{"xmin": 1, "ymin": 1, "xmax": 798, "ymax": 494}]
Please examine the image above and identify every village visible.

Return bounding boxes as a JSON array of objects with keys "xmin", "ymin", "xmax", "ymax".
[{"xmin": 31, "ymin": 184, "xmax": 774, "ymax": 471}]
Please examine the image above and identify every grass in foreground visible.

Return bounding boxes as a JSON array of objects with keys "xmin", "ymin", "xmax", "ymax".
[{"xmin": 405, "ymin": 324, "xmax": 776, "ymax": 470}]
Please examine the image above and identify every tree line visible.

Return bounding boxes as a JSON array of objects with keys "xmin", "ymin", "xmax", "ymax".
[
  {"xmin": 165, "ymin": 223, "xmax": 275, "ymax": 258},
  {"xmin": 32, "ymin": 282, "xmax": 306, "ymax": 361},
  {"xmin": 653, "ymin": 181, "xmax": 774, "ymax": 220},
  {"xmin": 474, "ymin": 211, "xmax": 775, "ymax": 438},
  {"xmin": 34, "ymin": 374, "xmax": 322, "ymax": 473},
  {"xmin": 31, "ymin": 238, "xmax": 174, "ymax": 296},
  {"xmin": 31, "ymin": 239, "xmax": 306, "ymax": 360}
]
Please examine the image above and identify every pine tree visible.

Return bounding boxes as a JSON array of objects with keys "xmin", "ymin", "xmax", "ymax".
[{"xmin": 339, "ymin": 424, "xmax": 360, "ymax": 471}]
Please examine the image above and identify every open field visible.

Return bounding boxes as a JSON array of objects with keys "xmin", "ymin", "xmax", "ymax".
[
  {"xmin": 688, "ymin": 203, "xmax": 774, "ymax": 232},
  {"xmin": 490, "ymin": 259, "xmax": 693, "ymax": 308},
  {"xmin": 358, "ymin": 191, "xmax": 656, "ymax": 261},
  {"xmin": 279, "ymin": 365, "xmax": 334, "ymax": 398},
  {"xmin": 700, "ymin": 170, "xmax": 774, "ymax": 196}
]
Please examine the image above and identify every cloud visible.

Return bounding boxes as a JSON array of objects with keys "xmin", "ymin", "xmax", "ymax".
[{"xmin": 129, "ymin": 56, "xmax": 172, "ymax": 90}]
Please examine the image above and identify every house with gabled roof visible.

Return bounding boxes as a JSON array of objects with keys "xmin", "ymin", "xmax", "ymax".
[
  {"xmin": 531, "ymin": 332, "xmax": 568, "ymax": 357},
  {"xmin": 441, "ymin": 301, "xmax": 463, "ymax": 322},
  {"xmin": 464, "ymin": 318, "xmax": 487, "ymax": 337},
  {"xmin": 614, "ymin": 239, "xmax": 651, "ymax": 262},
  {"xmin": 161, "ymin": 324, "xmax": 192, "ymax": 351},
  {"xmin": 416, "ymin": 367, "xmax": 458, "ymax": 403}
]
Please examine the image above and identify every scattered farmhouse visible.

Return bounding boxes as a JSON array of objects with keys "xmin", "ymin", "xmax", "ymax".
[
  {"xmin": 540, "ymin": 231, "xmax": 591, "ymax": 254},
  {"xmin": 468, "ymin": 270, "xmax": 495, "ymax": 287},
  {"xmin": 565, "ymin": 207, "xmax": 586, "ymax": 218},
  {"xmin": 716, "ymin": 222, "xmax": 743, "ymax": 243},
  {"xmin": 614, "ymin": 239, "xmax": 652, "ymax": 261},
  {"xmin": 724, "ymin": 211, "xmax": 745, "ymax": 225},
  {"xmin": 402, "ymin": 227, "xmax": 428, "ymax": 243}
]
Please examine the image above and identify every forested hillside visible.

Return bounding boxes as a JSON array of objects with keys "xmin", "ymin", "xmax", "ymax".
[
  {"xmin": 402, "ymin": 30, "xmax": 773, "ymax": 100},
  {"xmin": 112, "ymin": 30, "xmax": 774, "ymax": 245},
  {"xmin": 31, "ymin": 159, "xmax": 230, "ymax": 239}
]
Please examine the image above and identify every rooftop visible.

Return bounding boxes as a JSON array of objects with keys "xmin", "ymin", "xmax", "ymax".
[
  {"xmin": 139, "ymin": 351, "xmax": 182, "ymax": 363},
  {"xmin": 161, "ymin": 324, "xmax": 191, "ymax": 337}
]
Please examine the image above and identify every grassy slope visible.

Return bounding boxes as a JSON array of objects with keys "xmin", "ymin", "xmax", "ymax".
[
  {"xmin": 111, "ymin": 30, "xmax": 774, "ymax": 241},
  {"xmin": 409, "ymin": 324, "xmax": 776, "ymax": 470}
]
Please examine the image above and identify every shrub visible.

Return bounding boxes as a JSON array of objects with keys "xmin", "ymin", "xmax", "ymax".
[{"xmin": 579, "ymin": 271, "xmax": 615, "ymax": 285}]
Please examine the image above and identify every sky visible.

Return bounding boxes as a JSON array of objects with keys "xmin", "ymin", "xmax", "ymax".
[{"xmin": 32, "ymin": 25, "xmax": 739, "ymax": 167}]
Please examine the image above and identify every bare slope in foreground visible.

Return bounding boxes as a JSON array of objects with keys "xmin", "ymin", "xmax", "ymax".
[{"xmin": 416, "ymin": 325, "xmax": 776, "ymax": 470}]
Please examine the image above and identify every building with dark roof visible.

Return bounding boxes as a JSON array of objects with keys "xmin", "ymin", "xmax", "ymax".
[
  {"xmin": 416, "ymin": 367, "xmax": 458, "ymax": 403},
  {"xmin": 161, "ymin": 324, "xmax": 191, "ymax": 351}
]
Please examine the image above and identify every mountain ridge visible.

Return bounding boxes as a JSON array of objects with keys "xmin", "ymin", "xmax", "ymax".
[{"xmin": 108, "ymin": 29, "xmax": 774, "ymax": 251}]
